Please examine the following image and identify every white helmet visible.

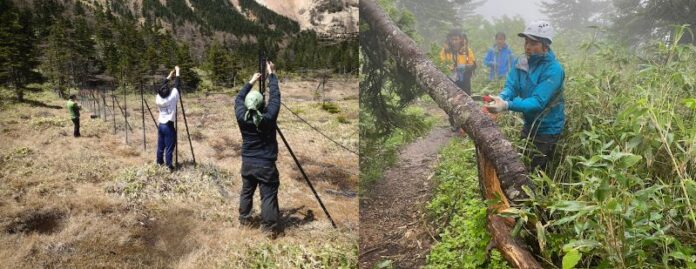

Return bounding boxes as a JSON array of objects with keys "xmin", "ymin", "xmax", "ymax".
[{"xmin": 518, "ymin": 20, "xmax": 554, "ymax": 44}]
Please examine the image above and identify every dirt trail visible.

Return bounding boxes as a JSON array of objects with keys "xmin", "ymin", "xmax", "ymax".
[{"xmin": 359, "ymin": 123, "xmax": 454, "ymax": 268}]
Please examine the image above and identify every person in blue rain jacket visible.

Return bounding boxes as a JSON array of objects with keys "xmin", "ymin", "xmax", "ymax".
[
  {"xmin": 485, "ymin": 21, "xmax": 565, "ymax": 172},
  {"xmin": 484, "ymin": 32, "xmax": 514, "ymax": 80}
]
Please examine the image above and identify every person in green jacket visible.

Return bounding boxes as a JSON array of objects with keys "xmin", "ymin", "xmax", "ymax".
[{"xmin": 66, "ymin": 95, "xmax": 81, "ymax": 137}]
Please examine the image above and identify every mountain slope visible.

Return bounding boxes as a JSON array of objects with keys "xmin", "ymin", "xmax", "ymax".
[{"xmin": 256, "ymin": 0, "xmax": 359, "ymax": 38}]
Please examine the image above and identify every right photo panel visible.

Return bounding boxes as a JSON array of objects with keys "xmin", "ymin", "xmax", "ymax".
[{"xmin": 359, "ymin": 0, "xmax": 696, "ymax": 268}]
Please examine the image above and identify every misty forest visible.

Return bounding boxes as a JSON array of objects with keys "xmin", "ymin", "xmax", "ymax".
[{"xmin": 360, "ymin": 0, "xmax": 696, "ymax": 268}]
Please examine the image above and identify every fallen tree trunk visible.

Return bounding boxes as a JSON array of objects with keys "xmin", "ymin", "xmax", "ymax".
[
  {"xmin": 478, "ymin": 147, "xmax": 541, "ymax": 268},
  {"xmin": 360, "ymin": 0, "xmax": 541, "ymax": 267},
  {"xmin": 359, "ymin": 0, "xmax": 530, "ymax": 203}
]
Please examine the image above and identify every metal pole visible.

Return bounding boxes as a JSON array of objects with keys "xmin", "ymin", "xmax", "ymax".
[
  {"xmin": 102, "ymin": 91, "xmax": 106, "ymax": 121},
  {"xmin": 276, "ymin": 126, "xmax": 337, "ymax": 228},
  {"xmin": 124, "ymin": 82, "xmax": 128, "ymax": 144},
  {"xmin": 178, "ymin": 86, "xmax": 196, "ymax": 165},
  {"xmin": 175, "ymin": 98, "xmax": 178, "ymax": 168},
  {"xmin": 141, "ymin": 80, "xmax": 146, "ymax": 151},
  {"xmin": 92, "ymin": 91, "xmax": 101, "ymax": 117},
  {"xmin": 112, "ymin": 94, "xmax": 116, "ymax": 134},
  {"xmin": 113, "ymin": 97, "xmax": 134, "ymax": 131},
  {"xmin": 143, "ymin": 99, "xmax": 158, "ymax": 128},
  {"xmin": 90, "ymin": 92, "xmax": 100, "ymax": 118}
]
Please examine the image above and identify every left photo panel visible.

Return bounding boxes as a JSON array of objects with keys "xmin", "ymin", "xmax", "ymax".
[{"xmin": 0, "ymin": 0, "xmax": 358, "ymax": 267}]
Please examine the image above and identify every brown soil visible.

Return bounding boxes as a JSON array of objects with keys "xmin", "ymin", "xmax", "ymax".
[
  {"xmin": 0, "ymin": 78, "xmax": 358, "ymax": 268},
  {"xmin": 359, "ymin": 123, "xmax": 454, "ymax": 268}
]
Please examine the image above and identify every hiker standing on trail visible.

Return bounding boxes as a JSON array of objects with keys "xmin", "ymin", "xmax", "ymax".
[
  {"xmin": 440, "ymin": 29, "xmax": 477, "ymax": 95},
  {"xmin": 440, "ymin": 29, "xmax": 477, "ymax": 131},
  {"xmin": 485, "ymin": 21, "xmax": 565, "ymax": 172},
  {"xmin": 484, "ymin": 32, "xmax": 514, "ymax": 81},
  {"xmin": 155, "ymin": 66, "xmax": 180, "ymax": 170},
  {"xmin": 66, "ymin": 95, "xmax": 81, "ymax": 137},
  {"xmin": 235, "ymin": 61, "xmax": 282, "ymax": 235}
]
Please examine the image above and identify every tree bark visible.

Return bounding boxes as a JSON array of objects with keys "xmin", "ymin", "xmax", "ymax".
[
  {"xmin": 360, "ymin": 0, "xmax": 541, "ymax": 267},
  {"xmin": 488, "ymin": 214, "xmax": 542, "ymax": 268}
]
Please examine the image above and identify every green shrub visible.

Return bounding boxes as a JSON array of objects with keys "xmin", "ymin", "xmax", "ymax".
[{"xmin": 321, "ymin": 102, "xmax": 341, "ymax": 114}]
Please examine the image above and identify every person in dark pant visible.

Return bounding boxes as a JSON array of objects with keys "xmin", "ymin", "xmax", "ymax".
[
  {"xmin": 440, "ymin": 29, "xmax": 477, "ymax": 131},
  {"xmin": 485, "ymin": 21, "xmax": 564, "ymax": 173},
  {"xmin": 156, "ymin": 66, "xmax": 180, "ymax": 170},
  {"xmin": 234, "ymin": 61, "xmax": 282, "ymax": 236},
  {"xmin": 66, "ymin": 95, "xmax": 81, "ymax": 137},
  {"xmin": 439, "ymin": 29, "xmax": 477, "ymax": 95}
]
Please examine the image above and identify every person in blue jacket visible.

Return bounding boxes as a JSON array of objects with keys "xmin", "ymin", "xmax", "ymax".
[
  {"xmin": 235, "ymin": 61, "xmax": 283, "ymax": 236},
  {"xmin": 485, "ymin": 21, "xmax": 565, "ymax": 172},
  {"xmin": 484, "ymin": 32, "xmax": 514, "ymax": 80}
]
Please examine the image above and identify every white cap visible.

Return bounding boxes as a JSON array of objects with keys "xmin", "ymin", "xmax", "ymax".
[{"xmin": 518, "ymin": 20, "xmax": 554, "ymax": 44}]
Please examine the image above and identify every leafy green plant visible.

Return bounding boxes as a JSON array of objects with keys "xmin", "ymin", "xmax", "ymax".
[
  {"xmin": 337, "ymin": 115, "xmax": 351, "ymax": 124},
  {"xmin": 416, "ymin": 18, "xmax": 696, "ymax": 269},
  {"xmin": 498, "ymin": 26, "xmax": 696, "ymax": 268},
  {"xmin": 321, "ymin": 102, "xmax": 341, "ymax": 114},
  {"xmin": 426, "ymin": 138, "xmax": 509, "ymax": 269}
]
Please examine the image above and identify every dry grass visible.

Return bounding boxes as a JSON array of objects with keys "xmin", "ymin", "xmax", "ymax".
[{"xmin": 0, "ymin": 78, "xmax": 358, "ymax": 268}]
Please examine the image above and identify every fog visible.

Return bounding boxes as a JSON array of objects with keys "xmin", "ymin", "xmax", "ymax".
[{"xmin": 475, "ymin": 0, "xmax": 547, "ymax": 22}]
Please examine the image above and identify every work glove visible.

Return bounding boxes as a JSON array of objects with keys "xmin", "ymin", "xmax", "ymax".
[
  {"xmin": 249, "ymin": 73, "xmax": 262, "ymax": 84},
  {"xmin": 484, "ymin": 95, "xmax": 508, "ymax": 113},
  {"xmin": 175, "ymin": 65, "xmax": 180, "ymax": 77}
]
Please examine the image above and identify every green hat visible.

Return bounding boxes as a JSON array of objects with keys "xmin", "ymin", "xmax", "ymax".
[{"xmin": 244, "ymin": 90, "xmax": 264, "ymax": 129}]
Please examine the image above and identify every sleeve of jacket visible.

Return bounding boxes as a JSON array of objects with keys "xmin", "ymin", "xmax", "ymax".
[
  {"xmin": 159, "ymin": 78, "xmax": 169, "ymax": 91},
  {"xmin": 174, "ymin": 77, "xmax": 180, "ymax": 92},
  {"xmin": 507, "ymin": 64, "xmax": 564, "ymax": 114},
  {"xmin": 263, "ymin": 74, "xmax": 281, "ymax": 122},
  {"xmin": 484, "ymin": 48, "xmax": 494, "ymax": 67},
  {"xmin": 235, "ymin": 83, "xmax": 253, "ymax": 122}
]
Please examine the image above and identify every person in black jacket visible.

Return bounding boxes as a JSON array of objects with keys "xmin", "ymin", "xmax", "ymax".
[{"xmin": 234, "ymin": 61, "xmax": 282, "ymax": 235}]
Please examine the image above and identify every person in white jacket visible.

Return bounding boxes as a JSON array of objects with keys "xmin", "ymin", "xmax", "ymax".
[{"xmin": 155, "ymin": 66, "xmax": 180, "ymax": 170}]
